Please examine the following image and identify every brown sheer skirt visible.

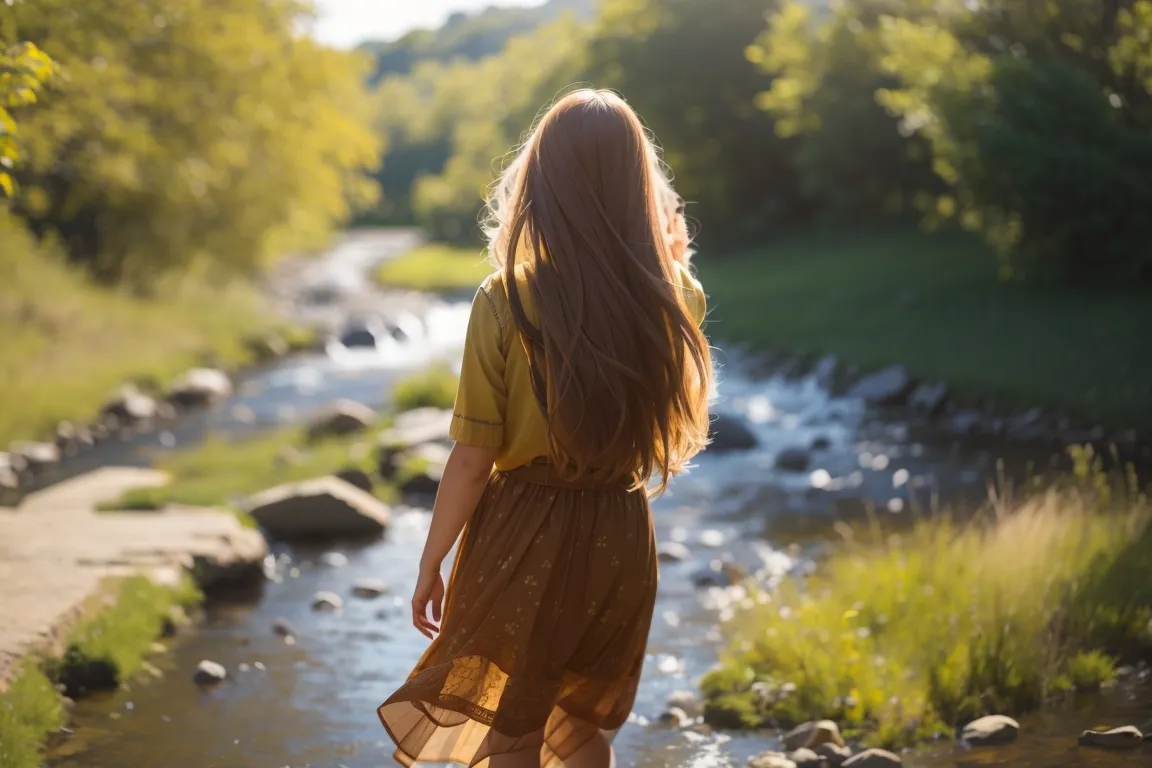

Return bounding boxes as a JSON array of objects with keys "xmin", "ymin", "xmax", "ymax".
[{"xmin": 378, "ymin": 465, "xmax": 658, "ymax": 767}]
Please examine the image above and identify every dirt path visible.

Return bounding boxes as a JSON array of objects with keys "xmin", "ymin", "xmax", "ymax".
[{"xmin": 0, "ymin": 467, "xmax": 266, "ymax": 688}]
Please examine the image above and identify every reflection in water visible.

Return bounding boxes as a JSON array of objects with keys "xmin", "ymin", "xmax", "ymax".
[{"xmin": 49, "ymin": 231, "xmax": 1152, "ymax": 767}]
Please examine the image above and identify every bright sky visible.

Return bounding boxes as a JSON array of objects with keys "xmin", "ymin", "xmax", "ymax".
[{"xmin": 311, "ymin": 0, "xmax": 548, "ymax": 48}]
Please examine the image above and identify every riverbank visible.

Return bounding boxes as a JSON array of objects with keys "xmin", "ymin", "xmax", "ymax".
[{"xmin": 373, "ymin": 242, "xmax": 490, "ymax": 293}]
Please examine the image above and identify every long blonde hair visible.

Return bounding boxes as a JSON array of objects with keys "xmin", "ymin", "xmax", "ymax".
[{"xmin": 482, "ymin": 89, "xmax": 711, "ymax": 493}]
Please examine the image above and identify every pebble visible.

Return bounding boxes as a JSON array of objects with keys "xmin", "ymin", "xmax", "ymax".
[
  {"xmin": 698, "ymin": 529, "xmax": 726, "ymax": 548},
  {"xmin": 311, "ymin": 591, "xmax": 343, "ymax": 611},
  {"xmin": 352, "ymin": 578, "xmax": 390, "ymax": 598},
  {"xmin": 961, "ymin": 714, "xmax": 1019, "ymax": 746},
  {"xmin": 657, "ymin": 541, "xmax": 691, "ymax": 563},
  {"xmin": 666, "ymin": 689, "xmax": 702, "ymax": 716},
  {"xmin": 1078, "ymin": 726, "xmax": 1144, "ymax": 749},
  {"xmin": 272, "ymin": 618, "xmax": 295, "ymax": 637},
  {"xmin": 787, "ymin": 748, "xmax": 824, "ymax": 768},
  {"xmin": 192, "ymin": 660, "xmax": 227, "ymax": 685},
  {"xmin": 656, "ymin": 706, "xmax": 692, "ymax": 728},
  {"xmin": 320, "ymin": 551, "xmax": 348, "ymax": 568}
]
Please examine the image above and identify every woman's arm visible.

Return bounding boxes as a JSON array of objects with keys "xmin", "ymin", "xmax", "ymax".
[{"xmin": 411, "ymin": 442, "xmax": 498, "ymax": 637}]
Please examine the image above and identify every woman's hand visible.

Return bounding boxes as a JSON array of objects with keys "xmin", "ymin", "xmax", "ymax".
[{"xmin": 411, "ymin": 562, "xmax": 445, "ymax": 639}]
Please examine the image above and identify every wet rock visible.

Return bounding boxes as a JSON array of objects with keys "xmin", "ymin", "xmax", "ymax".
[
  {"xmin": 1078, "ymin": 726, "xmax": 1143, "ymax": 749},
  {"xmin": 312, "ymin": 591, "xmax": 344, "ymax": 611},
  {"xmin": 191, "ymin": 527, "xmax": 269, "ymax": 591},
  {"xmin": 305, "ymin": 399, "xmax": 378, "ymax": 443},
  {"xmin": 667, "ymin": 689, "xmax": 702, "ymax": 717},
  {"xmin": 335, "ymin": 467, "xmax": 373, "ymax": 493},
  {"xmin": 242, "ymin": 476, "xmax": 392, "ymax": 540},
  {"xmin": 656, "ymin": 706, "xmax": 693, "ymax": 728},
  {"xmin": 54, "ymin": 421, "xmax": 88, "ymax": 456},
  {"xmin": 784, "ymin": 720, "xmax": 845, "ymax": 751},
  {"xmin": 748, "ymin": 752, "xmax": 797, "ymax": 768},
  {"xmin": 352, "ymin": 578, "xmax": 390, "ymax": 598},
  {"xmin": 10, "ymin": 441, "xmax": 60, "ymax": 473},
  {"xmin": 814, "ymin": 743, "xmax": 852, "ymax": 766},
  {"xmin": 908, "ymin": 382, "xmax": 948, "ymax": 417},
  {"xmin": 380, "ymin": 407, "xmax": 454, "ymax": 449},
  {"xmin": 847, "ymin": 366, "xmax": 914, "ymax": 406},
  {"xmin": 961, "ymin": 714, "xmax": 1019, "ymax": 746},
  {"xmin": 698, "ymin": 529, "xmax": 726, "ymax": 548},
  {"xmin": 0, "ymin": 465, "xmax": 19, "ymax": 496},
  {"xmin": 192, "ymin": 660, "xmax": 227, "ymax": 685},
  {"xmin": 788, "ymin": 748, "xmax": 825, "ymax": 768},
  {"xmin": 398, "ymin": 442, "xmax": 450, "ymax": 497},
  {"xmin": 168, "ymin": 368, "xmax": 232, "ymax": 408},
  {"xmin": 809, "ymin": 436, "xmax": 832, "ymax": 451},
  {"xmin": 842, "ymin": 749, "xmax": 901, "ymax": 768},
  {"xmin": 320, "ymin": 551, "xmax": 348, "ymax": 567},
  {"xmin": 708, "ymin": 413, "xmax": 758, "ymax": 452},
  {"xmin": 272, "ymin": 618, "xmax": 295, "ymax": 637},
  {"xmin": 775, "ymin": 448, "xmax": 811, "ymax": 473},
  {"xmin": 691, "ymin": 559, "xmax": 744, "ymax": 589},
  {"xmin": 339, "ymin": 323, "xmax": 380, "ymax": 349},
  {"xmin": 657, "ymin": 541, "xmax": 690, "ymax": 563},
  {"xmin": 100, "ymin": 386, "xmax": 158, "ymax": 426}
]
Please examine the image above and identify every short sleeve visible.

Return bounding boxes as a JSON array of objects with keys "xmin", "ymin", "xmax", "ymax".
[
  {"xmin": 675, "ymin": 261, "xmax": 707, "ymax": 327},
  {"xmin": 449, "ymin": 283, "xmax": 508, "ymax": 448}
]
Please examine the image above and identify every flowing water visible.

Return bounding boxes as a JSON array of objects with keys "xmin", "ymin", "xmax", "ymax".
[{"xmin": 45, "ymin": 230, "xmax": 1151, "ymax": 768}]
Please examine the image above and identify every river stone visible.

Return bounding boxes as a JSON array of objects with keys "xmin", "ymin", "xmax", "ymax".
[
  {"xmin": 306, "ymin": 399, "xmax": 378, "ymax": 442},
  {"xmin": 656, "ymin": 706, "xmax": 693, "ymax": 728},
  {"xmin": 379, "ymin": 407, "xmax": 454, "ymax": 449},
  {"xmin": 242, "ymin": 476, "xmax": 392, "ymax": 540},
  {"xmin": 784, "ymin": 720, "xmax": 845, "ymax": 751},
  {"xmin": 1078, "ymin": 726, "xmax": 1143, "ymax": 749},
  {"xmin": 10, "ymin": 440, "xmax": 60, "ymax": 473},
  {"xmin": 691, "ymin": 560, "xmax": 744, "ymax": 589},
  {"xmin": 100, "ymin": 386, "xmax": 158, "ymax": 426},
  {"xmin": 908, "ymin": 382, "xmax": 948, "ymax": 416},
  {"xmin": 398, "ymin": 442, "xmax": 450, "ymax": 497},
  {"xmin": 191, "ymin": 527, "xmax": 269, "ymax": 591},
  {"xmin": 320, "ymin": 551, "xmax": 348, "ymax": 567},
  {"xmin": 169, "ymin": 368, "xmax": 232, "ymax": 407},
  {"xmin": 352, "ymin": 578, "xmax": 390, "ymax": 598},
  {"xmin": 312, "ymin": 591, "xmax": 343, "ymax": 611},
  {"xmin": 961, "ymin": 714, "xmax": 1020, "ymax": 746},
  {"xmin": 815, "ymin": 743, "xmax": 852, "ymax": 766},
  {"xmin": 657, "ymin": 541, "xmax": 690, "ymax": 563},
  {"xmin": 193, "ymin": 660, "xmax": 227, "ymax": 685},
  {"xmin": 667, "ymin": 689, "xmax": 702, "ymax": 716},
  {"xmin": 809, "ymin": 435, "xmax": 832, "ymax": 451},
  {"xmin": 775, "ymin": 448, "xmax": 811, "ymax": 472},
  {"xmin": 787, "ymin": 748, "xmax": 825, "ymax": 768},
  {"xmin": 749, "ymin": 752, "xmax": 797, "ymax": 768},
  {"xmin": 842, "ymin": 750, "xmax": 900, "ymax": 768},
  {"xmin": 708, "ymin": 413, "xmax": 758, "ymax": 452},
  {"xmin": 335, "ymin": 467, "xmax": 373, "ymax": 493},
  {"xmin": 846, "ymin": 366, "xmax": 914, "ymax": 406},
  {"xmin": 272, "ymin": 618, "xmax": 295, "ymax": 637}
]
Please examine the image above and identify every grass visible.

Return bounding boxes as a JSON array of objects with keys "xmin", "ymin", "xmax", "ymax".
[
  {"xmin": 392, "ymin": 365, "xmax": 458, "ymax": 412},
  {"xmin": 0, "ymin": 214, "xmax": 297, "ymax": 445},
  {"xmin": 106, "ymin": 428, "xmax": 389, "ymax": 511},
  {"xmin": 697, "ymin": 227, "xmax": 1152, "ymax": 430},
  {"xmin": 0, "ymin": 662, "xmax": 63, "ymax": 768},
  {"xmin": 375, "ymin": 242, "xmax": 492, "ymax": 293},
  {"xmin": 701, "ymin": 449, "xmax": 1152, "ymax": 748}
]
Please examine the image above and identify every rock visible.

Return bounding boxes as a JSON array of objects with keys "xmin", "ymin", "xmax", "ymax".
[
  {"xmin": 698, "ymin": 529, "xmax": 726, "ymax": 548},
  {"xmin": 784, "ymin": 721, "xmax": 845, "ymax": 751},
  {"xmin": 312, "ymin": 591, "xmax": 343, "ymax": 611},
  {"xmin": 842, "ymin": 750, "xmax": 901, "ymax": 768},
  {"xmin": 656, "ymin": 706, "xmax": 693, "ymax": 728},
  {"xmin": 657, "ymin": 541, "xmax": 691, "ymax": 563},
  {"xmin": 748, "ymin": 752, "xmax": 797, "ymax": 768},
  {"xmin": 339, "ymin": 323, "xmax": 380, "ymax": 349},
  {"xmin": 961, "ymin": 715, "xmax": 1020, "ymax": 746},
  {"xmin": 320, "ymin": 551, "xmax": 348, "ymax": 567},
  {"xmin": 381, "ymin": 407, "xmax": 454, "ymax": 447},
  {"xmin": 100, "ymin": 386, "xmax": 158, "ymax": 426},
  {"xmin": 788, "ymin": 748, "xmax": 825, "ymax": 768},
  {"xmin": 305, "ymin": 399, "xmax": 378, "ymax": 442},
  {"xmin": 809, "ymin": 436, "xmax": 832, "ymax": 451},
  {"xmin": 272, "ymin": 618, "xmax": 295, "ymax": 637},
  {"xmin": 775, "ymin": 448, "xmax": 811, "ymax": 473},
  {"xmin": 666, "ymin": 689, "xmax": 702, "ymax": 716},
  {"xmin": 190, "ymin": 527, "xmax": 269, "ymax": 591},
  {"xmin": 708, "ymin": 413, "xmax": 758, "ymax": 452},
  {"xmin": 398, "ymin": 442, "xmax": 450, "ymax": 497},
  {"xmin": 1078, "ymin": 726, "xmax": 1143, "ymax": 749},
  {"xmin": 847, "ymin": 366, "xmax": 914, "ymax": 406},
  {"xmin": 814, "ymin": 743, "xmax": 852, "ymax": 766},
  {"xmin": 10, "ymin": 441, "xmax": 60, "ymax": 473},
  {"xmin": 691, "ymin": 559, "xmax": 744, "ymax": 589},
  {"xmin": 0, "ymin": 466, "xmax": 19, "ymax": 494},
  {"xmin": 246, "ymin": 334, "xmax": 289, "ymax": 361},
  {"xmin": 335, "ymin": 467, "xmax": 373, "ymax": 493},
  {"xmin": 908, "ymin": 382, "xmax": 948, "ymax": 417},
  {"xmin": 352, "ymin": 578, "xmax": 389, "ymax": 598},
  {"xmin": 0, "ymin": 451, "xmax": 28, "ymax": 475},
  {"xmin": 242, "ymin": 476, "xmax": 392, "ymax": 540},
  {"xmin": 192, "ymin": 660, "xmax": 227, "ymax": 685},
  {"xmin": 168, "ymin": 368, "xmax": 232, "ymax": 407}
]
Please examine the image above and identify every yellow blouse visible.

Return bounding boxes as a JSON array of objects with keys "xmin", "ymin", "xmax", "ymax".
[{"xmin": 449, "ymin": 261, "xmax": 707, "ymax": 471}]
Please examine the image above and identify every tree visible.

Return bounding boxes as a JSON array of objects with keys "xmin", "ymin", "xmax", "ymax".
[{"xmin": 0, "ymin": 41, "xmax": 54, "ymax": 198}]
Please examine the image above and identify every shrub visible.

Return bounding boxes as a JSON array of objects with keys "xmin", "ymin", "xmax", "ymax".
[{"xmin": 392, "ymin": 365, "xmax": 459, "ymax": 412}]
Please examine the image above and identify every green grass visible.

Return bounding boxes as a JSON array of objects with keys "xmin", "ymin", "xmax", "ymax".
[
  {"xmin": 702, "ymin": 451, "xmax": 1152, "ymax": 747},
  {"xmin": 105, "ymin": 428, "xmax": 389, "ymax": 511},
  {"xmin": 392, "ymin": 365, "xmax": 458, "ymax": 412},
  {"xmin": 697, "ymin": 228, "xmax": 1152, "ymax": 430},
  {"xmin": 0, "ymin": 662, "xmax": 63, "ymax": 768},
  {"xmin": 0, "ymin": 213, "xmax": 292, "ymax": 445},
  {"xmin": 375, "ymin": 243, "xmax": 492, "ymax": 293}
]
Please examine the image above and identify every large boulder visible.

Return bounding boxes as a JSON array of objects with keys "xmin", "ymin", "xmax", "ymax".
[
  {"xmin": 191, "ymin": 527, "xmax": 269, "ymax": 592},
  {"xmin": 846, "ymin": 366, "xmax": 914, "ymax": 406},
  {"xmin": 1078, "ymin": 726, "xmax": 1143, "ymax": 749},
  {"xmin": 242, "ymin": 476, "xmax": 392, "ymax": 540},
  {"xmin": 708, "ymin": 413, "xmax": 758, "ymax": 453},
  {"xmin": 305, "ymin": 399, "xmax": 377, "ymax": 443},
  {"xmin": 168, "ymin": 368, "xmax": 232, "ymax": 408}
]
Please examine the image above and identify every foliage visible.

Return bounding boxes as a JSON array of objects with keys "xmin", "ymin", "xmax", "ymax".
[
  {"xmin": 0, "ymin": 661, "xmax": 63, "ymax": 768},
  {"xmin": 393, "ymin": 365, "xmax": 459, "ymax": 413},
  {"xmin": 703, "ymin": 465, "xmax": 1152, "ymax": 746},
  {"xmin": 698, "ymin": 228, "xmax": 1152, "ymax": 429},
  {"xmin": 6, "ymin": 0, "xmax": 380, "ymax": 283},
  {"xmin": 0, "ymin": 40, "xmax": 54, "ymax": 198},
  {"xmin": 375, "ymin": 243, "xmax": 492, "ymax": 293}
]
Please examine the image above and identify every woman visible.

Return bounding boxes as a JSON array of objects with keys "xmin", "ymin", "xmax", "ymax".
[{"xmin": 378, "ymin": 89, "xmax": 711, "ymax": 768}]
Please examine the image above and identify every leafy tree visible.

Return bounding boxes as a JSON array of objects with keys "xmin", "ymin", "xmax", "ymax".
[
  {"xmin": 0, "ymin": 41, "xmax": 54, "ymax": 198},
  {"xmin": 8, "ymin": 0, "xmax": 381, "ymax": 284}
]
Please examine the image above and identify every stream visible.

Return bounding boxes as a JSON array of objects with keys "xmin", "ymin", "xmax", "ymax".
[{"xmin": 46, "ymin": 230, "xmax": 1151, "ymax": 768}]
